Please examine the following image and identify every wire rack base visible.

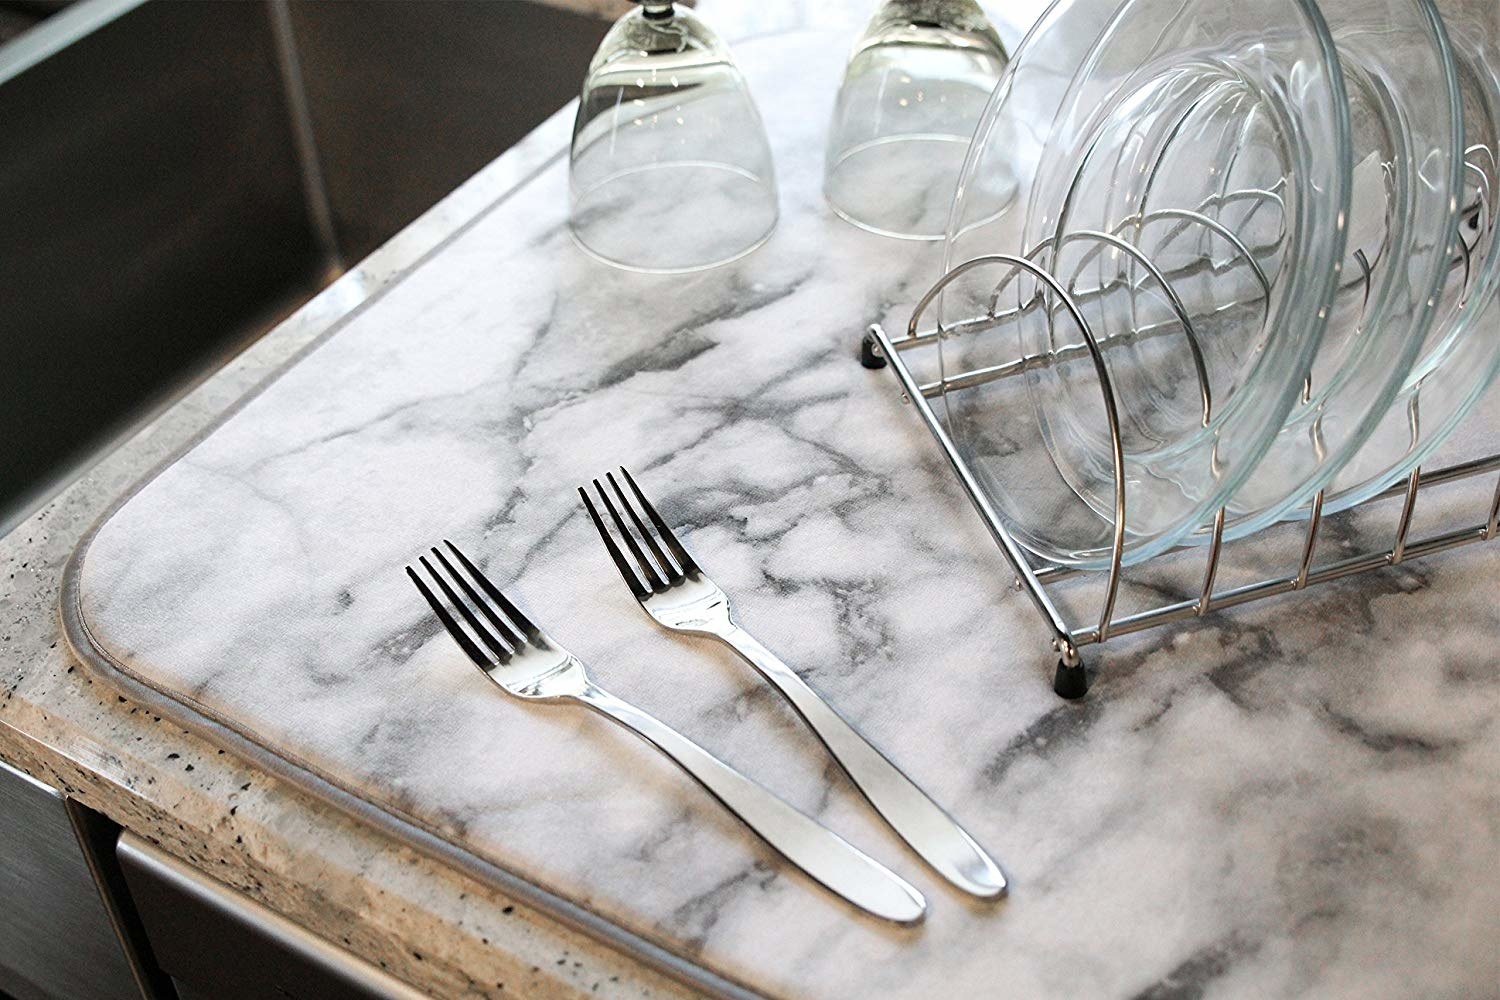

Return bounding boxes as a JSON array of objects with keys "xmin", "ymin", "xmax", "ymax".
[{"xmin": 860, "ymin": 321, "xmax": 1500, "ymax": 700}]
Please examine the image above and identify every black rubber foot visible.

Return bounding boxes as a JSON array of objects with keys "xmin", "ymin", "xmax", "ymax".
[
  {"xmin": 1053, "ymin": 659, "xmax": 1090, "ymax": 700},
  {"xmin": 860, "ymin": 330, "xmax": 888, "ymax": 369}
]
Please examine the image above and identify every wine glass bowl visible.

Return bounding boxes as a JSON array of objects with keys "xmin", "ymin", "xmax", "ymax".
[
  {"xmin": 568, "ymin": 1, "xmax": 778, "ymax": 273},
  {"xmin": 824, "ymin": 0, "xmax": 1009, "ymax": 241}
]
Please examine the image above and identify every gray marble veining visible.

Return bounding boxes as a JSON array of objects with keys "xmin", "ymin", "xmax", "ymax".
[
  {"xmin": 0, "ymin": 104, "xmax": 700, "ymax": 1000},
  {"xmin": 49, "ymin": 15, "xmax": 1500, "ymax": 1000},
  {"xmin": 0, "ymin": 7, "xmax": 959, "ymax": 998}
]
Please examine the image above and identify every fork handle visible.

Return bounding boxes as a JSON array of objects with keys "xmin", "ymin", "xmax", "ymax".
[
  {"xmin": 718, "ymin": 626, "xmax": 1007, "ymax": 899},
  {"xmin": 573, "ymin": 684, "xmax": 926, "ymax": 925}
]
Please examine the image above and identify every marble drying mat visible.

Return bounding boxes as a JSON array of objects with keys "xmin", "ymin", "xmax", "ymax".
[{"xmin": 62, "ymin": 29, "xmax": 1500, "ymax": 1000}]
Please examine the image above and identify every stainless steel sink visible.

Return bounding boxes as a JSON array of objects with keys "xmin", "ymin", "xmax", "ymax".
[{"xmin": 0, "ymin": 0, "xmax": 608, "ymax": 537}]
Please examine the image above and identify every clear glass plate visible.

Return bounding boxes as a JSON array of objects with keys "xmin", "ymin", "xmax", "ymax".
[
  {"xmin": 1194, "ymin": 0, "xmax": 1464, "ymax": 541},
  {"xmin": 1311, "ymin": 0, "xmax": 1500, "ymax": 516},
  {"xmin": 937, "ymin": 0, "xmax": 1350, "ymax": 569},
  {"xmin": 568, "ymin": 2, "xmax": 778, "ymax": 274}
]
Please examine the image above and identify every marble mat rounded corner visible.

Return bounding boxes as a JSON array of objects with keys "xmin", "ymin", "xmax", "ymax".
[{"xmin": 51, "ymin": 145, "xmax": 770, "ymax": 1000}]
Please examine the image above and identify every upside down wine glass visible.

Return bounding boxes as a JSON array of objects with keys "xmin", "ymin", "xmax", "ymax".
[
  {"xmin": 824, "ymin": 0, "xmax": 1009, "ymax": 240},
  {"xmin": 568, "ymin": 1, "xmax": 779, "ymax": 273}
]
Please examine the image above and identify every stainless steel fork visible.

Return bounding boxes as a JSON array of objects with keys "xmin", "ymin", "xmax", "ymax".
[
  {"xmin": 406, "ymin": 541, "xmax": 926, "ymax": 924},
  {"xmin": 581, "ymin": 469, "xmax": 1006, "ymax": 899}
]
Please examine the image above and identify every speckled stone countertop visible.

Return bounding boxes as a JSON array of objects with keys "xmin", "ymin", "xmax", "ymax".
[{"xmin": 0, "ymin": 3, "xmax": 1030, "ymax": 998}]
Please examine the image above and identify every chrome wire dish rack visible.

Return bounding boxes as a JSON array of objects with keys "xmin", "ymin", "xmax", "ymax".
[{"xmin": 859, "ymin": 213, "xmax": 1500, "ymax": 700}]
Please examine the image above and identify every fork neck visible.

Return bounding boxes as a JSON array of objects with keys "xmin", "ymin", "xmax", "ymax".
[{"xmin": 713, "ymin": 624, "xmax": 784, "ymax": 674}]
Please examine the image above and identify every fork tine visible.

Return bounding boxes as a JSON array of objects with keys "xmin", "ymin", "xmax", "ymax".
[
  {"xmin": 419, "ymin": 555, "xmax": 513, "ymax": 663},
  {"xmin": 579, "ymin": 488, "xmax": 651, "ymax": 600},
  {"xmin": 619, "ymin": 467, "xmax": 699, "ymax": 575},
  {"xmin": 431, "ymin": 546, "xmax": 523, "ymax": 648},
  {"xmin": 608, "ymin": 471, "xmax": 682, "ymax": 585},
  {"xmin": 406, "ymin": 566, "xmax": 492, "ymax": 667},
  {"xmin": 442, "ymin": 540, "xmax": 542, "ymax": 642},
  {"xmin": 593, "ymin": 478, "xmax": 668, "ymax": 592}
]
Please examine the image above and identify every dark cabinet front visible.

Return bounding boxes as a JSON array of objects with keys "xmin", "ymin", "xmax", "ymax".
[{"xmin": 116, "ymin": 832, "xmax": 422, "ymax": 1000}]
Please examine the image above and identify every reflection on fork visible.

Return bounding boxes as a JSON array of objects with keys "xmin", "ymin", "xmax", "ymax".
[
  {"xmin": 581, "ymin": 468, "xmax": 1007, "ymax": 899},
  {"xmin": 406, "ymin": 540, "xmax": 927, "ymax": 924}
]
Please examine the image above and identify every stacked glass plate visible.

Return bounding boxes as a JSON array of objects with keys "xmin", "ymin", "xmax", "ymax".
[{"xmin": 934, "ymin": 0, "xmax": 1500, "ymax": 572}]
